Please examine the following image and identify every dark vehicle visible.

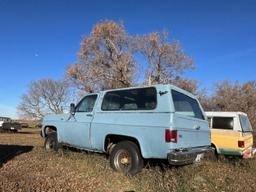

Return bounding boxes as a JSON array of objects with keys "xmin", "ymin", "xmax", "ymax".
[
  {"xmin": 20, "ymin": 122, "xmax": 29, "ymax": 128},
  {"xmin": 0, "ymin": 117, "xmax": 22, "ymax": 133}
]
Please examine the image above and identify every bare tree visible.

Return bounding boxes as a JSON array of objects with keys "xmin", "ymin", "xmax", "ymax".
[
  {"xmin": 170, "ymin": 77, "xmax": 198, "ymax": 94},
  {"xmin": 207, "ymin": 80, "xmax": 256, "ymax": 131},
  {"xmin": 137, "ymin": 32, "xmax": 193, "ymax": 85},
  {"xmin": 66, "ymin": 20, "xmax": 136, "ymax": 93},
  {"xmin": 170, "ymin": 78, "xmax": 212, "ymax": 111},
  {"xmin": 17, "ymin": 79, "xmax": 70, "ymax": 119},
  {"xmin": 197, "ymin": 95, "xmax": 215, "ymax": 111}
]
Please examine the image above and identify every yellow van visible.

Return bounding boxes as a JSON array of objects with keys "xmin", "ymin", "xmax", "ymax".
[{"xmin": 206, "ymin": 112, "xmax": 254, "ymax": 158}]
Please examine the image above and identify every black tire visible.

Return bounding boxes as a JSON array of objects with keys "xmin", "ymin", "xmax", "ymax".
[
  {"xmin": 44, "ymin": 132, "xmax": 58, "ymax": 152},
  {"xmin": 110, "ymin": 141, "xmax": 144, "ymax": 176},
  {"xmin": 211, "ymin": 145, "xmax": 223, "ymax": 161}
]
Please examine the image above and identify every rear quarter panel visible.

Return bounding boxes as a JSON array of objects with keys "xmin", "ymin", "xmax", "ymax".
[
  {"xmin": 91, "ymin": 112, "xmax": 172, "ymax": 158},
  {"xmin": 211, "ymin": 129, "xmax": 253, "ymax": 155}
]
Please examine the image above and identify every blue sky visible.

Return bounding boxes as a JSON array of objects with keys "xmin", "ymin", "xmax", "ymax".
[{"xmin": 0, "ymin": 0, "xmax": 255, "ymax": 118}]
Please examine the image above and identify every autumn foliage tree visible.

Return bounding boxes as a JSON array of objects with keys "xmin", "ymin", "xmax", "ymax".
[
  {"xmin": 171, "ymin": 77, "xmax": 198, "ymax": 94},
  {"xmin": 67, "ymin": 20, "xmax": 195, "ymax": 93},
  {"xmin": 67, "ymin": 21, "xmax": 136, "ymax": 93},
  {"xmin": 17, "ymin": 79, "xmax": 70, "ymax": 119}
]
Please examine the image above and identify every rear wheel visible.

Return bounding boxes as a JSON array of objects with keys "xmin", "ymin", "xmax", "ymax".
[
  {"xmin": 44, "ymin": 132, "xmax": 58, "ymax": 152},
  {"xmin": 110, "ymin": 141, "xmax": 144, "ymax": 176}
]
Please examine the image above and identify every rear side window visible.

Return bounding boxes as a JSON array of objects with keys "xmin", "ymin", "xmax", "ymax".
[
  {"xmin": 171, "ymin": 90, "xmax": 204, "ymax": 120},
  {"xmin": 212, "ymin": 117, "xmax": 234, "ymax": 130},
  {"xmin": 239, "ymin": 115, "xmax": 253, "ymax": 132},
  {"xmin": 101, "ymin": 87, "xmax": 157, "ymax": 111}
]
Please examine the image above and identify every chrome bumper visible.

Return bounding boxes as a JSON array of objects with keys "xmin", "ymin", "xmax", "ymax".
[{"xmin": 167, "ymin": 146, "xmax": 213, "ymax": 165}]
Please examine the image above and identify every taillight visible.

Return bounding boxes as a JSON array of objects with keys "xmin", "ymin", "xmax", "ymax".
[
  {"xmin": 238, "ymin": 141, "xmax": 245, "ymax": 148},
  {"xmin": 165, "ymin": 130, "xmax": 177, "ymax": 143}
]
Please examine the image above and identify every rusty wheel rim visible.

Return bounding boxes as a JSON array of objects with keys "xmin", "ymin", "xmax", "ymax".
[{"xmin": 114, "ymin": 149, "xmax": 132, "ymax": 173}]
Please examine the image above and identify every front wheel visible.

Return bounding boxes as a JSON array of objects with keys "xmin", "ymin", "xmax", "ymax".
[
  {"xmin": 44, "ymin": 132, "xmax": 58, "ymax": 152},
  {"xmin": 110, "ymin": 141, "xmax": 144, "ymax": 176}
]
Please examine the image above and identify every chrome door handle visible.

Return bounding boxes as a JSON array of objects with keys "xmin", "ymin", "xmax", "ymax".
[{"xmin": 86, "ymin": 114, "xmax": 93, "ymax": 117}]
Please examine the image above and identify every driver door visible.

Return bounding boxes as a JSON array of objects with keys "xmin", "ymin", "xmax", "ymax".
[{"xmin": 58, "ymin": 94, "xmax": 98, "ymax": 149}]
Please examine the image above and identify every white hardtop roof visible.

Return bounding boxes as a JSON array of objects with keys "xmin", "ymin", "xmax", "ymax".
[
  {"xmin": 97, "ymin": 84, "xmax": 196, "ymax": 98},
  {"xmin": 205, "ymin": 111, "xmax": 247, "ymax": 117}
]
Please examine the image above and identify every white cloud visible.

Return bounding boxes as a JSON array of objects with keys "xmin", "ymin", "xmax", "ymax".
[{"xmin": 0, "ymin": 104, "xmax": 18, "ymax": 119}]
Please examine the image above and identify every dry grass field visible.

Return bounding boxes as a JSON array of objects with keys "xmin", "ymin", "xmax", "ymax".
[{"xmin": 1, "ymin": 128, "xmax": 256, "ymax": 192}]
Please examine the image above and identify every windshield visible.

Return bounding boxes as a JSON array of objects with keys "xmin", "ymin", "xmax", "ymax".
[{"xmin": 239, "ymin": 115, "xmax": 253, "ymax": 132}]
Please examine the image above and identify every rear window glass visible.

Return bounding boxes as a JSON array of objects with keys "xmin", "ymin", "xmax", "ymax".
[
  {"xmin": 212, "ymin": 117, "xmax": 233, "ymax": 130},
  {"xmin": 239, "ymin": 115, "xmax": 253, "ymax": 132},
  {"xmin": 102, "ymin": 87, "xmax": 157, "ymax": 111},
  {"xmin": 171, "ymin": 90, "xmax": 204, "ymax": 120}
]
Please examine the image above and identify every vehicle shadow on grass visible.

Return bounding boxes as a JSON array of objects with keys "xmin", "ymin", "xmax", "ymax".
[
  {"xmin": 58, "ymin": 147, "xmax": 187, "ymax": 172},
  {"xmin": 16, "ymin": 131, "xmax": 40, "ymax": 135},
  {"xmin": 0, "ymin": 130, "xmax": 38, "ymax": 134},
  {"xmin": 144, "ymin": 159, "xmax": 188, "ymax": 172},
  {"xmin": 0, "ymin": 144, "xmax": 33, "ymax": 167},
  {"xmin": 144, "ymin": 154, "xmax": 217, "ymax": 172}
]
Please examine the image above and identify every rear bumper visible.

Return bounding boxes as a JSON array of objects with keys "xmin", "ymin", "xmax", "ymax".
[
  {"xmin": 218, "ymin": 147, "xmax": 255, "ymax": 158},
  {"xmin": 243, "ymin": 147, "xmax": 256, "ymax": 159},
  {"xmin": 167, "ymin": 146, "xmax": 212, "ymax": 165}
]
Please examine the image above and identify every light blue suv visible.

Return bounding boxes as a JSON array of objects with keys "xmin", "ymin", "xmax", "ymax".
[{"xmin": 41, "ymin": 84, "xmax": 211, "ymax": 175}]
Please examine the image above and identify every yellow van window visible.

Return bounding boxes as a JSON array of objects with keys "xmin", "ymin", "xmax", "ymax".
[{"xmin": 212, "ymin": 117, "xmax": 233, "ymax": 130}]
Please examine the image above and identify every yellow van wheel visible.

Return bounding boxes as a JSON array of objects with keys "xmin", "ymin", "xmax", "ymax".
[{"xmin": 209, "ymin": 144, "xmax": 218, "ymax": 160}]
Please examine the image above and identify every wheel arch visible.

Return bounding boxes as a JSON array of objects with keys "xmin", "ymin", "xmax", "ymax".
[
  {"xmin": 43, "ymin": 125, "xmax": 57, "ymax": 137},
  {"xmin": 211, "ymin": 143, "xmax": 220, "ymax": 154},
  {"xmin": 104, "ymin": 134, "xmax": 142, "ymax": 156}
]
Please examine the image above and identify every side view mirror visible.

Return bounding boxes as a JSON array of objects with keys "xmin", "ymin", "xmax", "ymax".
[{"xmin": 70, "ymin": 103, "xmax": 75, "ymax": 115}]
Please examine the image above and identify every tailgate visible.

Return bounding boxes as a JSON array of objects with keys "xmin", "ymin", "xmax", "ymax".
[{"xmin": 172, "ymin": 113, "xmax": 211, "ymax": 148}]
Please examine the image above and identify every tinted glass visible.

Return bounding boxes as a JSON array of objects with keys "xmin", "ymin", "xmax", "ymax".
[
  {"xmin": 239, "ymin": 115, "xmax": 253, "ymax": 132},
  {"xmin": 172, "ymin": 90, "xmax": 204, "ymax": 120},
  {"xmin": 101, "ymin": 87, "xmax": 157, "ymax": 111},
  {"xmin": 76, "ymin": 95, "xmax": 97, "ymax": 112},
  {"xmin": 212, "ymin": 117, "xmax": 233, "ymax": 130}
]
